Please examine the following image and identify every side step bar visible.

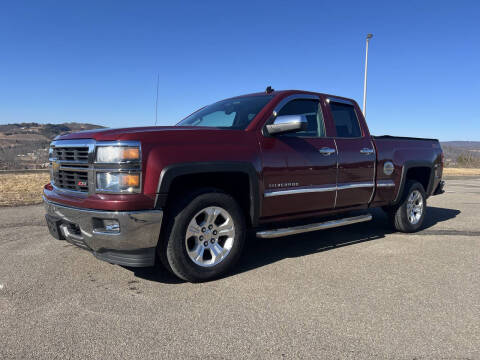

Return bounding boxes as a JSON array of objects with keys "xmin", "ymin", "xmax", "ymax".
[{"xmin": 256, "ymin": 214, "xmax": 372, "ymax": 239}]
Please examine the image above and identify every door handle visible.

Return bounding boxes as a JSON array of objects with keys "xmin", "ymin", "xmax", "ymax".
[
  {"xmin": 319, "ymin": 147, "xmax": 335, "ymax": 156},
  {"xmin": 360, "ymin": 148, "xmax": 375, "ymax": 155}
]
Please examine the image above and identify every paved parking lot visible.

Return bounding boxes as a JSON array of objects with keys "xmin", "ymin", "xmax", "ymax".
[{"xmin": 1, "ymin": 179, "xmax": 479, "ymax": 359}]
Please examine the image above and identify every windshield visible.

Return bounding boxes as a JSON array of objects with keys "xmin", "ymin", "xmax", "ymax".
[{"xmin": 176, "ymin": 95, "xmax": 274, "ymax": 129}]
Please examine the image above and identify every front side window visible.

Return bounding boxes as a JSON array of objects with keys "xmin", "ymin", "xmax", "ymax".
[
  {"xmin": 329, "ymin": 102, "xmax": 362, "ymax": 138},
  {"xmin": 177, "ymin": 95, "xmax": 274, "ymax": 129},
  {"xmin": 276, "ymin": 99, "xmax": 326, "ymax": 137}
]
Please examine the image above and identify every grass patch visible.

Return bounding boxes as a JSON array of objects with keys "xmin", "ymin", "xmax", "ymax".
[
  {"xmin": 0, "ymin": 172, "xmax": 50, "ymax": 206},
  {"xmin": 443, "ymin": 168, "xmax": 480, "ymax": 176}
]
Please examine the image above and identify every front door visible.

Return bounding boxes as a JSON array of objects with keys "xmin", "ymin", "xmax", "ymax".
[{"xmin": 260, "ymin": 95, "xmax": 337, "ymax": 218}]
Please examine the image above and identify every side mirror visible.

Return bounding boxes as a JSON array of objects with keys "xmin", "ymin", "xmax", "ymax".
[{"xmin": 266, "ymin": 115, "xmax": 308, "ymax": 135}]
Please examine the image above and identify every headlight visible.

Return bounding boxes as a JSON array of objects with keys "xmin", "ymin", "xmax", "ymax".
[
  {"xmin": 96, "ymin": 172, "xmax": 141, "ymax": 193},
  {"xmin": 96, "ymin": 146, "xmax": 140, "ymax": 163}
]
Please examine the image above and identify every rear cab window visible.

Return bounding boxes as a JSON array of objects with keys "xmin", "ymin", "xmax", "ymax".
[{"xmin": 329, "ymin": 101, "xmax": 362, "ymax": 138}]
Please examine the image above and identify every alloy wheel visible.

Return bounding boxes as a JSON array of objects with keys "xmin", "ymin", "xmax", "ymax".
[
  {"xmin": 406, "ymin": 190, "xmax": 423, "ymax": 225},
  {"xmin": 185, "ymin": 206, "xmax": 235, "ymax": 267}
]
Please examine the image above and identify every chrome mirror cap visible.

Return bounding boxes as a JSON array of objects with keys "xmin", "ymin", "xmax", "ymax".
[{"xmin": 266, "ymin": 115, "xmax": 308, "ymax": 135}]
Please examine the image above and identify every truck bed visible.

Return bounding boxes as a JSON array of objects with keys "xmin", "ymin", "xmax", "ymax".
[{"xmin": 373, "ymin": 135, "xmax": 439, "ymax": 142}]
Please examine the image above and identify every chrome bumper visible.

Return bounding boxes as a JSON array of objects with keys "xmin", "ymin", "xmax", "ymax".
[{"xmin": 43, "ymin": 197, "xmax": 163, "ymax": 267}]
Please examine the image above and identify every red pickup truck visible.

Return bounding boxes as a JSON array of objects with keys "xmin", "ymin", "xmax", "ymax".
[{"xmin": 44, "ymin": 89, "xmax": 445, "ymax": 282}]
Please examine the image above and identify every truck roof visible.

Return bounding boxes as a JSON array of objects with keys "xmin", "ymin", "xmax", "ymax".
[{"xmin": 229, "ymin": 89, "xmax": 357, "ymax": 104}]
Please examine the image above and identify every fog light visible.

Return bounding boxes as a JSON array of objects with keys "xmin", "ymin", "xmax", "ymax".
[
  {"xmin": 93, "ymin": 218, "xmax": 120, "ymax": 234},
  {"xmin": 103, "ymin": 219, "xmax": 120, "ymax": 233}
]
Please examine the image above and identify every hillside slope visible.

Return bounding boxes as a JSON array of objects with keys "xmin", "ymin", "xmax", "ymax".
[
  {"xmin": 441, "ymin": 141, "xmax": 480, "ymax": 168},
  {"xmin": 0, "ymin": 122, "xmax": 104, "ymax": 170}
]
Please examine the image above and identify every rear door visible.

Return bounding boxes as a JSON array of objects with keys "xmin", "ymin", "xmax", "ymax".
[
  {"xmin": 326, "ymin": 97, "xmax": 375, "ymax": 208},
  {"xmin": 259, "ymin": 94, "xmax": 337, "ymax": 218}
]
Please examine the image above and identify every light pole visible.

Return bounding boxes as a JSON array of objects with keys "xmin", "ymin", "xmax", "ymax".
[
  {"xmin": 362, "ymin": 33, "xmax": 373, "ymax": 117},
  {"xmin": 154, "ymin": 73, "xmax": 159, "ymax": 126}
]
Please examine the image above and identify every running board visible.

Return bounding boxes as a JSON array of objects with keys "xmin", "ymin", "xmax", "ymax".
[{"xmin": 256, "ymin": 214, "xmax": 373, "ymax": 239}]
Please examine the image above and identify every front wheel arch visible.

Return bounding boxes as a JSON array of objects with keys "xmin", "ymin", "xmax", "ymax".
[
  {"xmin": 154, "ymin": 162, "xmax": 260, "ymax": 226},
  {"xmin": 157, "ymin": 188, "xmax": 246, "ymax": 282}
]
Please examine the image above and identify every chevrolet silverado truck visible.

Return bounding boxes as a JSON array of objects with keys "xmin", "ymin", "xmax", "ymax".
[{"xmin": 44, "ymin": 89, "xmax": 445, "ymax": 282}]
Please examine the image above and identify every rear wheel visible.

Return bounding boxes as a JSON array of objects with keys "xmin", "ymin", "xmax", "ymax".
[
  {"xmin": 385, "ymin": 180, "xmax": 427, "ymax": 233},
  {"xmin": 158, "ymin": 189, "xmax": 246, "ymax": 282}
]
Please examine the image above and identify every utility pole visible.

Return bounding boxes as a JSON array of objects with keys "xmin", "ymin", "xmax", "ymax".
[{"xmin": 363, "ymin": 33, "xmax": 373, "ymax": 117}]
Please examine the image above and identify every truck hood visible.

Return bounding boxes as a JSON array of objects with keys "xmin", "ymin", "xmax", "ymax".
[
  {"xmin": 54, "ymin": 126, "xmax": 258, "ymax": 165},
  {"xmin": 55, "ymin": 126, "xmax": 242, "ymax": 142}
]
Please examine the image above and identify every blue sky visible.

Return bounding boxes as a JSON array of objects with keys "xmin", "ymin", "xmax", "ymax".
[{"xmin": 1, "ymin": 0, "xmax": 478, "ymax": 141}]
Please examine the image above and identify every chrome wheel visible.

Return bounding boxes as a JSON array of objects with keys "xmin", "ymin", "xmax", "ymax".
[
  {"xmin": 185, "ymin": 206, "xmax": 235, "ymax": 267},
  {"xmin": 406, "ymin": 190, "xmax": 423, "ymax": 225}
]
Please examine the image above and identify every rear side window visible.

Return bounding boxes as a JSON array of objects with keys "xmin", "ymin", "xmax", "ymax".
[
  {"xmin": 277, "ymin": 99, "xmax": 326, "ymax": 138},
  {"xmin": 329, "ymin": 102, "xmax": 362, "ymax": 138}
]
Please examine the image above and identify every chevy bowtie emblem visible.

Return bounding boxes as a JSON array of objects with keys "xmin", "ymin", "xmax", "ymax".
[{"xmin": 52, "ymin": 161, "xmax": 60, "ymax": 172}]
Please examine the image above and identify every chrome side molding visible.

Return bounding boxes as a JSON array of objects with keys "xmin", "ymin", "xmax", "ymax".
[
  {"xmin": 377, "ymin": 179, "xmax": 395, "ymax": 187},
  {"xmin": 264, "ymin": 184, "xmax": 337, "ymax": 197},
  {"xmin": 265, "ymin": 182, "xmax": 374, "ymax": 197},
  {"xmin": 256, "ymin": 214, "xmax": 373, "ymax": 239}
]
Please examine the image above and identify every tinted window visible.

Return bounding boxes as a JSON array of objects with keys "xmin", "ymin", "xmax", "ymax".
[
  {"xmin": 277, "ymin": 99, "xmax": 326, "ymax": 137},
  {"xmin": 195, "ymin": 111, "xmax": 236, "ymax": 127},
  {"xmin": 177, "ymin": 95, "xmax": 273, "ymax": 129},
  {"xmin": 330, "ymin": 102, "xmax": 362, "ymax": 138}
]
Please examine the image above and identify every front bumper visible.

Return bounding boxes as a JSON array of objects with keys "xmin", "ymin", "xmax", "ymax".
[{"xmin": 44, "ymin": 197, "xmax": 163, "ymax": 267}]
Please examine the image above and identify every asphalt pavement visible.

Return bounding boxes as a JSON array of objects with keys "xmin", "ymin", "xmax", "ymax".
[{"xmin": 1, "ymin": 179, "xmax": 479, "ymax": 359}]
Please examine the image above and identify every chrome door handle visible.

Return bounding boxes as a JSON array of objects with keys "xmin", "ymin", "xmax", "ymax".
[
  {"xmin": 360, "ymin": 148, "xmax": 375, "ymax": 155},
  {"xmin": 319, "ymin": 147, "xmax": 335, "ymax": 156}
]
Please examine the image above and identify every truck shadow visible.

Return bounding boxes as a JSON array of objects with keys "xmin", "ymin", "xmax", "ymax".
[
  {"xmin": 233, "ymin": 206, "xmax": 460, "ymax": 277},
  {"xmin": 130, "ymin": 206, "xmax": 460, "ymax": 283}
]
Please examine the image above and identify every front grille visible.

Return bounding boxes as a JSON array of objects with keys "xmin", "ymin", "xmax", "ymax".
[
  {"xmin": 53, "ymin": 147, "xmax": 89, "ymax": 162},
  {"xmin": 53, "ymin": 170, "xmax": 89, "ymax": 192},
  {"xmin": 49, "ymin": 139, "xmax": 141, "ymax": 195}
]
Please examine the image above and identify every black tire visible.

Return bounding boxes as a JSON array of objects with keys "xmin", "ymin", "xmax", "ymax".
[
  {"xmin": 385, "ymin": 180, "xmax": 427, "ymax": 233},
  {"xmin": 158, "ymin": 188, "xmax": 246, "ymax": 282}
]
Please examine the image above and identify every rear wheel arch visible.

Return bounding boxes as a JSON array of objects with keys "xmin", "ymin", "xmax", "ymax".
[
  {"xmin": 406, "ymin": 167, "xmax": 431, "ymax": 191},
  {"xmin": 393, "ymin": 161, "xmax": 435, "ymax": 204},
  {"xmin": 388, "ymin": 180, "xmax": 427, "ymax": 232}
]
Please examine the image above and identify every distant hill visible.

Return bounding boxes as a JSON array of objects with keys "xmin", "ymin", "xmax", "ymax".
[
  {"xmin": 441, "ymin": 141, "xmax": 480, "ymax": 168},
  {"xmin": 441, "ymin": 141, "xmax": 480, "ymax": 150},
  {"xmin": 0, "ymin": 122, "xmax": 104, "ymax": 141},
  {"xmin": 0, "ymin": 122, "xmax": 105, "ymax": 170}
]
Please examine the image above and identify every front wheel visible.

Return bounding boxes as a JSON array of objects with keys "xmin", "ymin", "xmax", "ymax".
[
  {"xmin": 385, "ymin": 180, "xmax": 427, "ymax": 233},
  {"xmin": 159, "ymin": 190, "xmax": 246, "ymax": 282}
]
